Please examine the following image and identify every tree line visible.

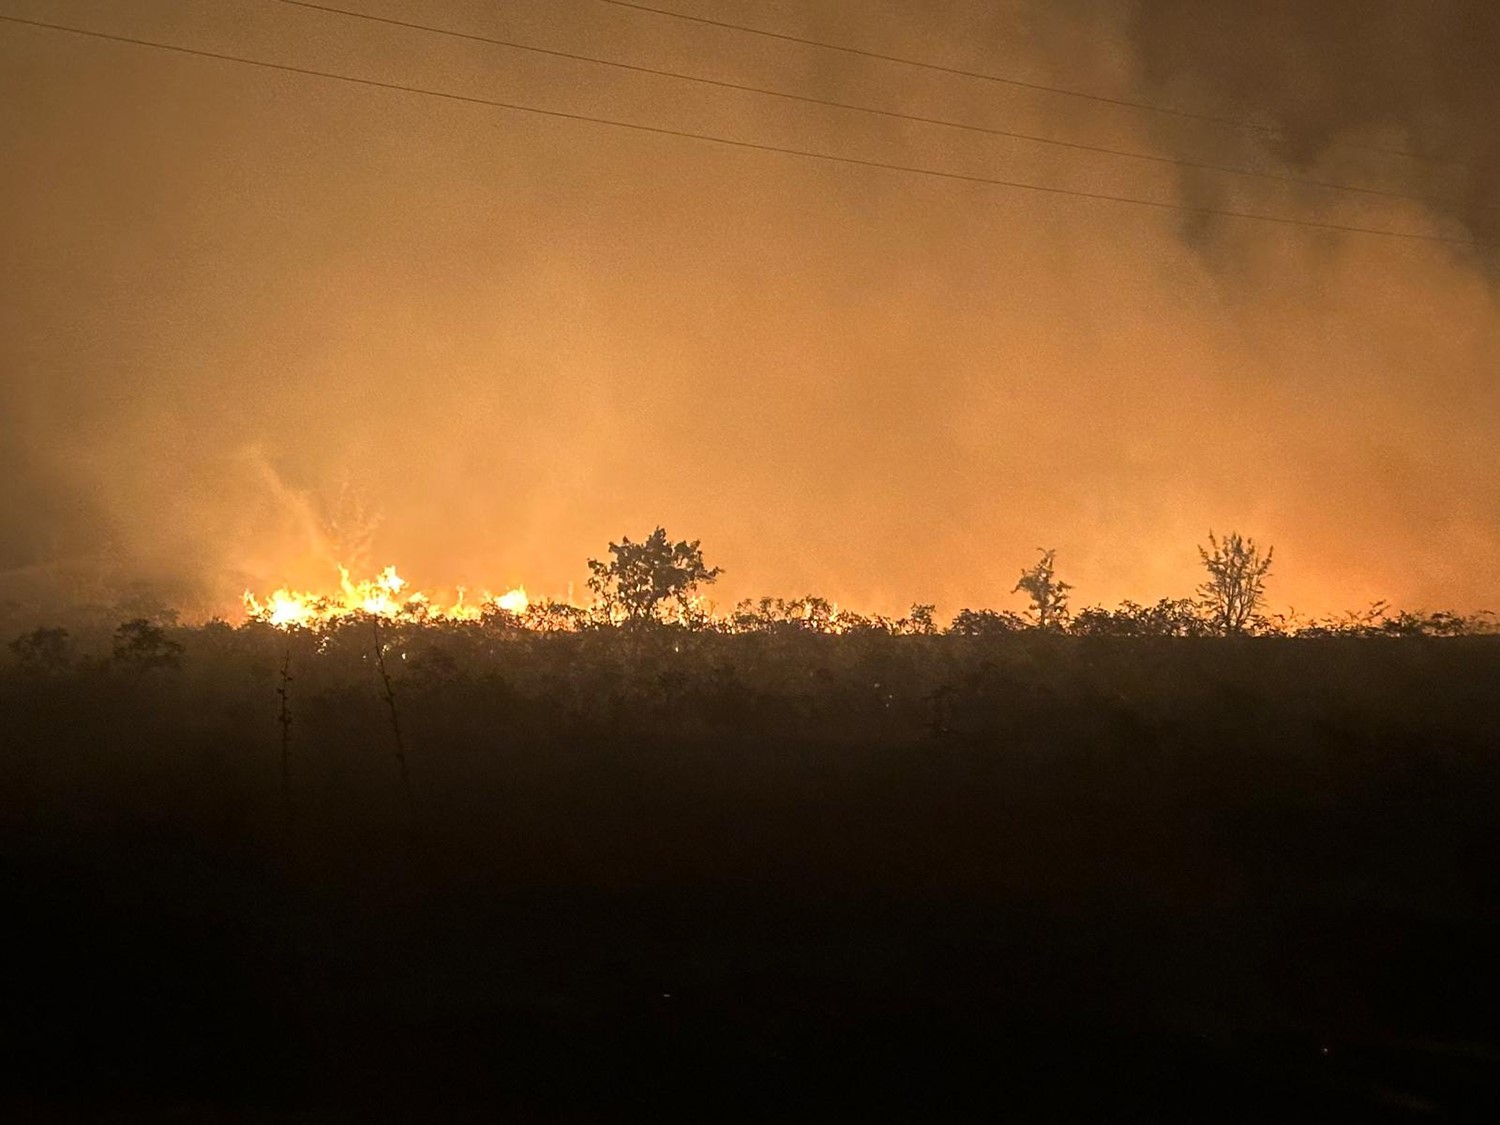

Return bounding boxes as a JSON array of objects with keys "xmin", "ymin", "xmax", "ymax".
[
  {"xmin": 4, "ymin": 525, "xmax": 1495, "ymax": 675},
  {"xmin": 581, "ymin": 526, "xmax": 1487, "ymax": 639}
]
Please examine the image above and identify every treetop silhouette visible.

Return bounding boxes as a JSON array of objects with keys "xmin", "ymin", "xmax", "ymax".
[
  {"xmin": 1014, "ymin": 548, "xmax": 1071, "ymax": 630},
  {"xmin": 1197, "ymin": 531, "xmax": 1274, "ymax": 636},
  {"xmin": 586, "ymin": 527, "xmax": 722, "ymax": 625}
]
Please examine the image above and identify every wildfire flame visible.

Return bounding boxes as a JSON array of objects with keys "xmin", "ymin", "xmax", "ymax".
[
  {"xmin": 243, "ymin": 564, "xmax": 529, "ymax": 629},
  {"xmin": 245, "ymin": 570, "xmax": 892, "ymax": 635}
]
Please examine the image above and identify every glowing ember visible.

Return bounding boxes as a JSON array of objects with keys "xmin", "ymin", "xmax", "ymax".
[{"xmin": 243, "ymin": 565, "xmax": 529, "ymax": 629}]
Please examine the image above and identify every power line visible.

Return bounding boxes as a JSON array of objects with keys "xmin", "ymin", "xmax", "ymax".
[
  {"xmin": 596, "ymin": 0, "xmax": 1459, "ymax": 166},
  {"xmin": 275, "ymin": 0, "xmax": 1424, "ymax": 205},
  {"xmin": 0, "ymin": 13, "xmax": 1478, "ymax": 248}
]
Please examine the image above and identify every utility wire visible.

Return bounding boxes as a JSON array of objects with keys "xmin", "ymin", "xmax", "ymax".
[
  {"xmin": 0, "ymin": 13, "xmax": 1478, "ymax": 247},
  {"xmin": 597, "ymin": 0, "xmax": 1459, "ymax": 166},
  {"xmin": 275, "ymin": 0, "xmax": 1424, "ymax": 205}
]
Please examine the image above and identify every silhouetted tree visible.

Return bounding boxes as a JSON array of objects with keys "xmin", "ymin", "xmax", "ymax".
[
  {"xmin": 587, "ymin": 527, "xmax": 722, "ymax": 625},
  {"xmin": 9, "ymin": 626, "xmax": 72, "ymax": 675},
  {"xmin": 1014, "ymin": 549, "xmax": 1071, "ymax": 630},
  {"xmin": 902, "ymin": 604, "xmax": 938, "ymax": 636},
  {"xmin": 111, "ymin": 618, "xmax": 183, "ymax": 671},
  {"xmin": 947, "ymin": 608, "xmax": 1026, "ymax": 636},
  {"xmin": 1197, "ymin": 531, "xmax": 1273, "ymax": 635}
]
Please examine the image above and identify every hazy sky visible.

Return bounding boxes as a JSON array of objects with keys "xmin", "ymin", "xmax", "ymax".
[{"xmin": 2, "ymin": 0, "xmax": 1497, "ymax": 621}]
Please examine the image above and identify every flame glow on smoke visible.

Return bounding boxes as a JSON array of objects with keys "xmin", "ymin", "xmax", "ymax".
[{"xmin": 243, "ymin": 565, "xmax": 529, "ymax": 628}]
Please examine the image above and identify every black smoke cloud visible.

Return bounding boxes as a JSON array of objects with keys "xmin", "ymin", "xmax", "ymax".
[{"xmin": 1125, "ymin": 0, "xmax": 1500, "ymax": 251}]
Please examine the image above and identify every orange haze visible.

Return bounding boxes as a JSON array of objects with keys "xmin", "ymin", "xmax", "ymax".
[{"xmin": 2, "ymin": 0, "xmax": 1496, "ymax": 623}]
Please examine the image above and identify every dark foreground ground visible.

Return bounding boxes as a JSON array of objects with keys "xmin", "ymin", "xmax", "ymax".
[{"xmin": 3, "ymin": 628, "xmax": 1499, "ymax": 1120}]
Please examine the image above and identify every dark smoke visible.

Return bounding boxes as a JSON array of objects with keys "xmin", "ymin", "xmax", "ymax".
[{"xmin": 1126, "ymin": 0, "xmax": 1500, "ymax": 253}]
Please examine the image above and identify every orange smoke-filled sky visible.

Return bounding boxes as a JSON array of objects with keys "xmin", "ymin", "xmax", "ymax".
[{"xmin": 1, "ymin": 0, "xmax": 1497, "ymax": 621}]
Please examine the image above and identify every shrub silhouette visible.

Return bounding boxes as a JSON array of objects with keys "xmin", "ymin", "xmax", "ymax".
[
  {"xmin": 1070, "ymin": 598, "xmax": 1212, "ymax": 637},
  {"xmin": 111, "ymin": 618, "xmax": 184, "ymax": 671},
  {"xmin": 8, "ymin": 626, "xmax": 72, "ymax": 675},
  {"xmin": 948, "ymin": 608, "xmax": 1026, "ymax": 636}
]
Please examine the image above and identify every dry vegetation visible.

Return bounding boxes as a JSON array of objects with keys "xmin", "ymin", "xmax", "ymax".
[{"xmin": 3, "ymin": 608, "xmax": 1499, "ymax": 1119}]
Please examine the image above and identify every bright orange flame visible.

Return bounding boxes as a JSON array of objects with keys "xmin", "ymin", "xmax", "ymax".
[
  {"xmin": 243, "ymin": 565, "xmax": 529, "ymax": 629},
  {"xmin": 495, "ymin": 587, "xmax": 529, "ymax": 614},
  {"xmin": 243, "ymin": 572, "xmax": 907, "ymax": 634}
]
